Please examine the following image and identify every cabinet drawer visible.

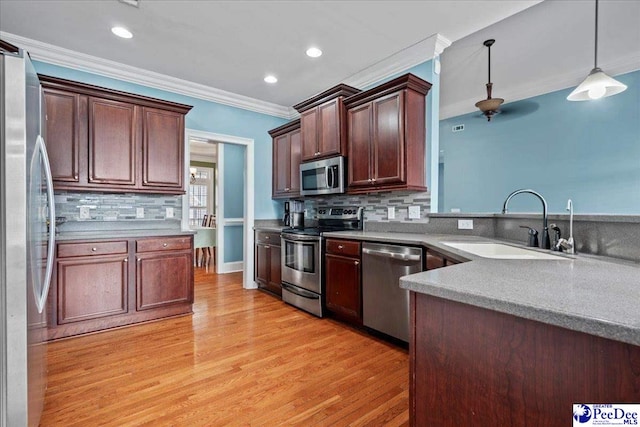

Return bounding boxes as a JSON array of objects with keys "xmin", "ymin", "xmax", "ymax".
[
  {"xmin": 255, "ymin": 231, "xmax": 281, "ymax": 245},
  {"xmin": 326, "ymin": 239, "xmax": 360, "ymax": 257},
  {"xmin": 57, "ymin": 241, "xmax": 128, "ymax": 258},
  {"xmin": 136, "ymin": 236, "xmax": 191, "ymax": 253}
]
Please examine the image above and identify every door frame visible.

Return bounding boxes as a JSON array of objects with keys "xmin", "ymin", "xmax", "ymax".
[{"xmin": 183, "ymin": 128, "xmax": 256, "ymax": 290}]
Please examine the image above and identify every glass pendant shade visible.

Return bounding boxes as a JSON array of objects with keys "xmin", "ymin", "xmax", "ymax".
[{"xmin": 567, "ymin": 67, "xmax": 628, "ymax": 101}]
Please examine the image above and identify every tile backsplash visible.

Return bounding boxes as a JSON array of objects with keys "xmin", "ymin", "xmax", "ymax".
[
  {"xmin": 303, "ymin": 191, "xmax": 431, "ymax": 223},
  {"xmin": 55, "ymin": 191, "xmax": 182, "ymax": 222}
]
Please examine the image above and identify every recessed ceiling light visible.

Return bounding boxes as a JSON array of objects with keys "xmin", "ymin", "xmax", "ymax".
[
  {"xmin": 306, "ymin": 47, "xmax": 322, "ymax": 58},
  {"xmin": 111, "ymin": 26, "xmax": 133, "ymax": 39},
  {"xmin": 264, "ymin": 75, "xmax": 278, "ymax": 84}
]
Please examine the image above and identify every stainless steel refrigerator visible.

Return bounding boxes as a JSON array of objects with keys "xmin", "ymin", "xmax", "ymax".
[{"xmin": 1, "ymin": 40, "xmax": 56, "ymax": 426}]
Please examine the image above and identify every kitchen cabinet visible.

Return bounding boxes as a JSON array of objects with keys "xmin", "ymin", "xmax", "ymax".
[
  {"xmin": 47, "ymin": 235, "xmax": 194, "ymax": 340},
  {"xmin": 254, "ymin": 231, "xmax": 282, "ymax": 297},
  {"xmin": 324, "ymin": 239, "xmax": 361, "ymax": 324},
  {"xmin": 269, "ymin": 120, "xmax": 301, "ymax": 199},
  {"xmin": 344, "ymin": 73, "xmax": 431, "ymax": 194},
  {"xmin": 293, "ymin": 84, "xmax": 360, "ymax": 162},
  {"xmin": 41, "ymin": 75, "xmax": 191, "ymax": 194},
  {"xmin": 426, "ymin": 248, "xmax": 461, "ymax": 270},
  {"xmin": 410, "ymin": 293, "xmax": 640, "ymax": 426}
]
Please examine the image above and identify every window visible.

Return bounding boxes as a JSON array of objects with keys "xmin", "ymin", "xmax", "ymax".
[{"xmin": 189, "ymin": 166, "xmax": 214, "ymax": 226}]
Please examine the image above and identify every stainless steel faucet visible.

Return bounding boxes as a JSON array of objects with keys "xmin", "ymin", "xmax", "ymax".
[
  {"xmin": 502, "ymin": 189, "xmax": 551, "ymax": 249},
  {"xmin": 555, "ymin": 199, "xmax": 575, "ymax": 254}
]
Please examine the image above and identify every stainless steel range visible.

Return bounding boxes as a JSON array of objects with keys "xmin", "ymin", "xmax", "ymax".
[{"xmin": 281, "ymin": 206, "xmax": 363, "ymax": 317}]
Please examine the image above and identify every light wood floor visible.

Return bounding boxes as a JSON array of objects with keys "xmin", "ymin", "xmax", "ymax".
[{"xmin": 40, "ymin": 268, "xmax": 409, "ymax": 426}]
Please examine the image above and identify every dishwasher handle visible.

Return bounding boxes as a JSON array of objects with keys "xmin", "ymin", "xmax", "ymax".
[{"xmin": 362, "ymin": 247, "xmax": 422, "ymax": 262}]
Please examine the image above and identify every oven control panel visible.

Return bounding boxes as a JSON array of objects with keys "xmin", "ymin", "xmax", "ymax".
[{"xmin": 316, "ymin": 206, "xmax": 363, "ymax": 220}]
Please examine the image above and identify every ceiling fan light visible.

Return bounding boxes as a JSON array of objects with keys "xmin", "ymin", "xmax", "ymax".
[{"xmin": 567, "ymin": 68, "xmax": 628, "ymax": 101}]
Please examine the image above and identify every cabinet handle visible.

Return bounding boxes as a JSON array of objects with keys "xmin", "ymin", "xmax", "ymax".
[
  {"xmin": 91, "ymin": 247, "xmax": 97, "ymax": 252},
  {"xmin": 163, "ymin": 243, "xmax": 168, "ymax": 247}
]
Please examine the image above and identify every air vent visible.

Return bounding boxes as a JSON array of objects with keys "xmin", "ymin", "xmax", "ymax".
[
  {"xmin": 118, "ymin": 0, "xmax": 139, "ymax": 7},
  {"xmin": 452, "ymin": 124, "xmax": 464, "ymax": 132}
]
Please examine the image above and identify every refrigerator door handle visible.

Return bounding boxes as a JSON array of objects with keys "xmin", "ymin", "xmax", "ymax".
[{"xmin": 35, "ymin": 135, "xmax": 55, "ymax": 314}]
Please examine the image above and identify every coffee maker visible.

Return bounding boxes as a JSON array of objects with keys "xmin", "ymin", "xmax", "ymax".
[{"xmin": 283, "ymin": 201, "xmax": 304, "ymax": 229}]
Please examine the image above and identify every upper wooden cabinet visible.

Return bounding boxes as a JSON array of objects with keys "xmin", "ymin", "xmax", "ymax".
[
  {"xmin": 344, "ymin": 73, "xmax": 431, "ymax": 194},
  {"xmin": 293, "ymin": 84, "xmax": 360, "ymax": 162},
  {"xmin": 40, "ymin": 75, "xmax": 192, "ymax": 194},
  {"xmin": 269, "ymin": 119, "xmax": 301, "ymax": 199}
]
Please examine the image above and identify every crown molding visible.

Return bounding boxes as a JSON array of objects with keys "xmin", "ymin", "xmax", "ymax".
[
  {"xmin": 440, "ymin": 51, "xmax": 640, "ymax": 120},
  {"xmin": 0, "ymin": 32, "xmax": 296, "ymax": 119},
  {"xmin": 343, "ymin": 33, "xmax": 452, "ymax": 89}
]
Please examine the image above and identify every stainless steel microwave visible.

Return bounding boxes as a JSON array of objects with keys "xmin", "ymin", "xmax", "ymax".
[{"xmin": 300, "ymin": 156, "xmax": 345, "ymax": 196}]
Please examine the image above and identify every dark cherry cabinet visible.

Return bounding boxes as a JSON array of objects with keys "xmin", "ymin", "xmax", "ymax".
[
  {"xmin": 269, "ymin": 120, "xmax": 301, "ymax": 199},
  {"xmin": 254, "ymin": 231, "xmax": 282, "ymax": 296},
  {"xmin": 324, "ymin": 239, "xmax": 362, "ymax": 324},
  {"xmin": 40, "ymin": 75, "xmax": 192, "ymax": 194},
  {"xmin": 47, "ymin": 235, "xmax": 194, "ymax": 340},
  {"xmin": 345, "ymin": 73, "xmax": 431, "ymax": 194},
  {"xmin": 293, "ymin": 84, "xmax": 360, "ymax": 162},
  {"xmin": 43, "ymin": 88, "xmax": 81, "ymax": 183},
  {"xmin": 426, "ymin": 248, "xmax": 461, "ymax": 270}
]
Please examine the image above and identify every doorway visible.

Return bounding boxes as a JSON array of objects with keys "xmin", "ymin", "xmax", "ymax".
[{"xmin": 183, "ymin": 129, "xmax": 256, "ymax": 290}]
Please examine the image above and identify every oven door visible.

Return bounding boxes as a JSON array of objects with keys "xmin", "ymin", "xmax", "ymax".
[{"xmin": 281, "ymin": 234, "xmax": 322, "ymax": 294}]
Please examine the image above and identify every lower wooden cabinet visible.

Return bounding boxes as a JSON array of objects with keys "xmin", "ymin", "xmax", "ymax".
[
  {"xmin": 324, "ymin": 239, "xmax": 361, "ymax": 324},
  {"xmin": 47, "ymin": 235, "xmax": 194, "ymax": 340},
  {"xmin": 255, "ymin": 231, "xmax": 282, "ymax": 297}
]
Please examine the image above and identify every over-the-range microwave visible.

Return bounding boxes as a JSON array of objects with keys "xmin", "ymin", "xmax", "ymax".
[{"xmin": 300, "ymin": 156, "xmax": 345, "ymax": 196}]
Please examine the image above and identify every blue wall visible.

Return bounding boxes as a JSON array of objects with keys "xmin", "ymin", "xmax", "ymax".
[
  {"xmin": 222, "ymin": 144, "xmax": 245, "ymax": 263},
  {"xmin": 33, "ymin": 61, "xmax": 287, "ymax": 219},
  {"xmin": 439, "ymin": 70, "xmax": 640, "ymax": 214}
]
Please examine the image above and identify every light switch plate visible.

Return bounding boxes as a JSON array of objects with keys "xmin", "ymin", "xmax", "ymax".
[
  {"xmin": 79, "ymin": 206, "xmax": 91, "ymax": 220},
  {"xmin": 166, "ymin": 207, "xmax": 174, "ymax": 218},
  {"xmin": 458, "ymin": 219, "xmax": 474, "ymax": 230},
  {"xmin": 408, "ymin": 205, "xmax": 420, "ymax": 219},
  {"xmin": 388, "ymin": 206, "xmax": 395, "ymax": 219},
  {"xmin": 136, "ymin": 207, "xmax": 144, "ymax": 219}
]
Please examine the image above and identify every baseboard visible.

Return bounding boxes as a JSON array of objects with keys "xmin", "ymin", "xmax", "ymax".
[{"xmin": 217, "ymin": 261, "xmax": 244, "ymax": 274}]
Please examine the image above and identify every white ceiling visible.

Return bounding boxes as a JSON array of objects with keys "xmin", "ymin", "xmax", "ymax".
[
  {"xmin": 1, "ymin": 1, "xmax": 637, "ymax": 120},
  {"xmin": 1, "ymin": 0, "xmax": 540, "ymax": 112}
]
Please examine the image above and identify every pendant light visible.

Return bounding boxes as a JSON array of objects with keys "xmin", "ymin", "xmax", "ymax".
[
  {"xmin": 567, "ymin": 0, "xmax": 627, "ymax": 101},
  {"xmin": 475, "ymin": 39, "xmax": 504, "ymax": 121}
]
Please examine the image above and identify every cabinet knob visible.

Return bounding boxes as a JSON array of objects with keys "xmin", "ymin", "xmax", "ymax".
[
  {"xmin": 91, "ymin": 247, "xmax": 97, "ymax": 252},
  {"xmin": 354, "ymin": 260, "xmax": 359, "ymax": 265},
  {"xmin": 372, "ymin": 178, "xmax": 376, "ymax": 182},
  {"xmin": 137, "ymin": 258, "xmax": 142, "ymax": 262},
  {"xmin": 265, "ymin": 236, "xmax": 270, "ymax": 240},
  {"xmin": 163, "ymin": 243, "xmax": 168, "ymax": 247},
  {"xmin": 74, "ymin": 174, "xmax": 78, "ymax": 180},
  {"xmin": 338, "ymin": 245, "xmax": 343, "ymax": 249},
  {"xmin": 123, "ymin": 258, "xmax": 128, "ymax": 262},
  {"xmin": 368, "ymin": 178, "xmax": 372, "ymax": 183},
  {"xmin": 284, "ymin": 188, "xmax": 290, "ymax": 191},
  {"xmin": 264, "ymin": 245, "xmax": 270, "ymax": 249}
]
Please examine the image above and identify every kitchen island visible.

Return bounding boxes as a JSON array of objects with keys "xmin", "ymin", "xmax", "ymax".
[{"xmin": 325, "ymin": 231, "xmax": 640, "ymax": 426}]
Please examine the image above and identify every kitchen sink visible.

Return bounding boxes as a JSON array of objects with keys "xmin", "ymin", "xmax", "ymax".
[{"xmin": 440, "ymin": 242, "xmax": 569, "ymax": 260}]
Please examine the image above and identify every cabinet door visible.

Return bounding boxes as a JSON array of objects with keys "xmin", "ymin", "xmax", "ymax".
[
  {"xmin": 347, "ymin": 103, "xmax": 373, "ymax": 188},
  {"xmin": 142, "ymin": 107, "xmax": 184, "ymax": 190},
  {"xmin": 373, "ymin": 92, "xmax": 404, "ymax": 185},
  {"xmin": 300, "ymin": 108, "xmax": 319, "ymax": 161},
  {"xmin": 43, "ymin": 89, "xmax": 81, "ymax": 183},
  {"xmin": 325, "ymin": 253, "xmax": 361, "ymax": 321},
  {"xmin": 318, "ymin": 99, "xmax": 341, "ymax": 157},
  {"xmin": 255, "ymin": 243, "xmax": 270, "ymax": 286},
  {"xmin": 57, "ymin": 255, "xmax": 128, "ymax": 324},
  {"xmin": 88, "ymin": 97, "xmax": 136, "ymax": 186},
  {"xmin": 289, "ymin": 129, "xmax": 302, "ymax": 195},
  {"xmin": 136, "ymin": 251, "xmax": 193, "ymax": 310},
  {"xmin": 272, "ymin": 134, "xmax": 291, "ymax": 197},
  {"xmin": 267, "ymin": 245, "xmax": 282, "ymax": 296}
]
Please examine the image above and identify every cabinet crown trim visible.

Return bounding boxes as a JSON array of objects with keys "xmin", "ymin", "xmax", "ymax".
[
  {"xmin": 268, "ymin": 119, "xmax": 301, "ymax": 137},
  {"xmin": 343, "ymin": 73, "xmax": 431, "ymax": 108},
  {"xmin": 293, "ymin": 83, "xmax": 360, "ymax": 113},
  {"xmin": 40, "ymin": 75, "xmax": 193, "ymax": 114}
]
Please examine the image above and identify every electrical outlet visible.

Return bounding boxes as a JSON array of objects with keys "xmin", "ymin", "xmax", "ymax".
[
  {"xmin": 458, "ymin": 219, "xmax": 474, "ymax": 230},
  {"xmin": 165, "ymin": 207, "xmax": 174, "ymax": 218},
  {"xmin": 388, "ymin": 206, "xmax": 395, "ymax": 219},
  {"xmin": 136, "ymin": 207, "xmax": 145, "ymax": 219},
  {"xmin": 79, "ymin": 206, "xmax": 91, "ymax": 220},
  {"xmin": 408, "ymin": 205, "xmax": 420, "ymax": 219}
]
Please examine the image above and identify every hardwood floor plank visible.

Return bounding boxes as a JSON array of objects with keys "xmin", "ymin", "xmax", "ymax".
[{"xmin": 41, "ymin": 268, "xmax": 409, "ymax": 426}]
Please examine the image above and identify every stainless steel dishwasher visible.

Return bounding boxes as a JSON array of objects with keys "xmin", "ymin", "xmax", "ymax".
[{"xmin": 362, "ymin": 242, "xmax": 423, "ymax": 342}]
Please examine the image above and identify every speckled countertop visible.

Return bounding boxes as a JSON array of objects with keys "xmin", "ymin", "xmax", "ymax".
[
  {"xmin": 56, "ymin": 229, "xmax": 194, "ymax": 241},
  {"xmin": 323, "ymin": 230, "xmax": 640, "ymax": 346}
]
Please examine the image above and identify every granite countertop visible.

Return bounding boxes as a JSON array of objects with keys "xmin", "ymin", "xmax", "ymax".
[
  {"xmin": 56, "ymin": 229, "xmax": 195, "ymax": 241},
  {"xmin": 323, "ymin": 230, "xmax": 640, "ymax": 346}
]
